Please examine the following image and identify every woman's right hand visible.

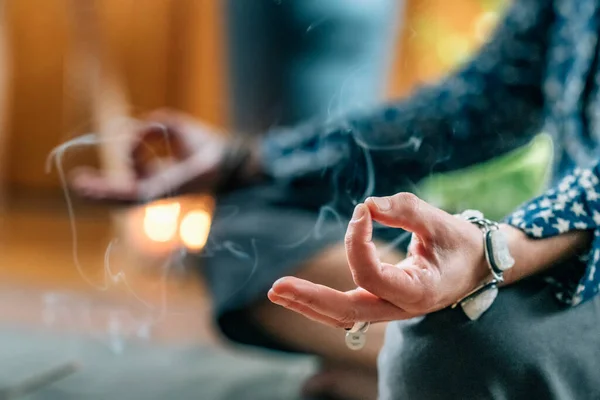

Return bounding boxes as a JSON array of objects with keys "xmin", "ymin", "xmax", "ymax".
[{"xmin": 70, "ymin": 109, "xmax": 261, "ymax": 202}]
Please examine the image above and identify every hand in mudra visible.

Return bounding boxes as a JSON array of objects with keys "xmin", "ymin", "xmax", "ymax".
[
  {"xmin": 268, "ymin": 193, "xmax": 493, "ymax": 327},
  {"xmin": 70, "ymin": 109, "xmax": 259, "ymax": 202}
]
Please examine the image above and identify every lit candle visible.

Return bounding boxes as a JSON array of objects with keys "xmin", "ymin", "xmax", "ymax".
[
  {"xmin": 179, "ymin": 210, "xmax": 212, "ymax": 252},
  {"xmin": 142, "ymin": 202, "xmax": 181, "ymax": 243}
]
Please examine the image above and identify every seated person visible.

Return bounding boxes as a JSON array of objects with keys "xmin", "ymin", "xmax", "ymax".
[
  {"xmin": 271, "ymin": 170, "xmax": 600, "ymax": 399},
  {"xmin": 71, "ymin": 0, "xmax": 600, "ymax": 398}
]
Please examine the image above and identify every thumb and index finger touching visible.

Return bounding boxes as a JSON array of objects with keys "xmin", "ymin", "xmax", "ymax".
[{"xmin": 346, "ymin": 193, "xmax": 445, "ymax": 306}]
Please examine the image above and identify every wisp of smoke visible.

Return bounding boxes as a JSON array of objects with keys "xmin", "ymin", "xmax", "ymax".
[{"xmin": 44, "ymin": 128, "xmax": 185, "ymax": 350}]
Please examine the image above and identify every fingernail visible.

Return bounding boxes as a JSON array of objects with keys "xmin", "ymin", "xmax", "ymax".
[
  {"xmin": 273, "ymin": 290, "xmax": 294, "ymax": 300},
  {"xmin": 269, "ymin": 290, "xmax": 291, "ymax": 306},
  {"xmin": 352, "ymin": 204, "xmax": 365, "ymax": 221},
  {"xmin": 369, "ymin": 196, "xmax": 391, "ymax": 211},
  {"xmin": 271, "ymin": 280, "xmax": 294, "ymax": 299},
  {"xmin": 273, "ymin": 278, "xmax": 287, "ymax": 287},
  {"xmin": 271, "ymin": 296, "xmax": 289, "ymax": 307}
]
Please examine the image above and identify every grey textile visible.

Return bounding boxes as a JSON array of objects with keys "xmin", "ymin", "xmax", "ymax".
[
  {"xmin": 200, "ymin": 184, "xmax": 410, "ymax": 350},
  {"xmin": 0, "ymin": 326, "xmax": 316, "ymax": 400},
  {"xmin": 379, "ymin": 275, "xmax": 600, "ymax": 400},
  {"xmin": 200, "ymin": 183, "xmax": 346, "ymax": 349}
]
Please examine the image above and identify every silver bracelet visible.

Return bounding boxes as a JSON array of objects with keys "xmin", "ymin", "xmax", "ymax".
[
  {"xmin": 453, "ymin": 210, "xmax": 515, "ymax": 320},
  {"xmin": 343, "ymin": 210, "xmax": 514, "ymax": 349}
]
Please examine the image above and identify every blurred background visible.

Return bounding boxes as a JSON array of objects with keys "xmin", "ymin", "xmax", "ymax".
[{"xmin": 0, "ymin": 0, "xmax": 551, "ymax": 398}]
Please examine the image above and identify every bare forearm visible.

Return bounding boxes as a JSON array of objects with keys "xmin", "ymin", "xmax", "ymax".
[{"xmin": 501, "ymin": 224, "xmax": 592, "ymax": 286}]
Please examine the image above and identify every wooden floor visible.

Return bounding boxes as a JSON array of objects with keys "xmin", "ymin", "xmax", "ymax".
[{"xmin": 0, "ymin": 191, "xmax": 218, "ymax": 346}]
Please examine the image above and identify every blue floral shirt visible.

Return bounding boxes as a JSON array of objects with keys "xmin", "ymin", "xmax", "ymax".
[
  {"xmin": 258, "ymin": 0, "xmax": 600, "ymax": 306},
  {"xmin": 505, "ymin": 165, "xmax": 600, "ymax": 306}
]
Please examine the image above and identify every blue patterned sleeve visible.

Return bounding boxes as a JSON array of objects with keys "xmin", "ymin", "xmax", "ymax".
[
  {"xmin": 505, "ymin": 165, "xmax": 600, "ymax": 306},
  {"xmin": 259, "ymin": 0, "xmax": 554, "ymax": 209}
]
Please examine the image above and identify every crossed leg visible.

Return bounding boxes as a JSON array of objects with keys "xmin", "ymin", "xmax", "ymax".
[{"xmin": 248, "ymin": 242, "xmax": 403, "ymax": 399}]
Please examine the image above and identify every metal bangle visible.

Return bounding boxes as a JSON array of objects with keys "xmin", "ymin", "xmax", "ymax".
[
  {"xmin": 452, "ymin": 278, "xmax": 499, "ymax": 309},
  {"xmin": 465, "ymin": 215, "xmax": 506, "ymax": 282},
  {"xmin": 452, "ymin": 210, "xmax": 514, "ymax": 320}
]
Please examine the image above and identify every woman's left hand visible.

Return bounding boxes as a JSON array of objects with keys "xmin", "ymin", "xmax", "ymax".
[{"xmin": 268, "ymin": 193, "xmax": 493, "ymax": 327}]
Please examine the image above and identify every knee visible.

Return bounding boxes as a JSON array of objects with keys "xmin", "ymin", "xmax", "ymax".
[
  {"xmin": 378, "ymin": 282, "xmax": 600, "ymax": 399},
  {"xmin": 377, "ymin": 307, "xmax": 536, "ymax": 399}
]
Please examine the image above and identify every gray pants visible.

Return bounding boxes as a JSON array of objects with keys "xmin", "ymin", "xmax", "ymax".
[{"xmin": 379, "ymin": 276, "xmax": 600, "ymax": 400}]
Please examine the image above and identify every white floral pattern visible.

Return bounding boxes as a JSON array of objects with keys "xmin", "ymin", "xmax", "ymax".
[{"xmin": 506, "ymin": 165, "xmax": 600, "ymax": 305}]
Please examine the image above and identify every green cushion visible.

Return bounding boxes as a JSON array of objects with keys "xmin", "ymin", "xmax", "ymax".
[{"xmin": 417, "ymin": 134, "xmax": 553, "ymax": 220}]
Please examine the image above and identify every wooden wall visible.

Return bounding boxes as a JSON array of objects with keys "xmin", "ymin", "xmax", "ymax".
[{"xmin": 2, "ymin": 0, "xmax": 226, "ymax": 192}]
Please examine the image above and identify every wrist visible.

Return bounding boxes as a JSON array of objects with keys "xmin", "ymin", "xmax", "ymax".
[
  {"xmin": 499, "ymin": 223, "xmax": 592, "ymax": 285},
  {"xmin": 455, "ymin": 213, "xmax": 521, "ymax": 320},
  {"xmin": 496, "ymin": 224, "xmax": 528, "ymax": 286},
  {"xmin": 462, "ymin": 215, "xmax": 514, "ymax": 291},
  {"xmin": 216, "ymin": 135, "xmax": 266, "ymax": 193},
  {"xmin": 238, "ymin": 136, "xmax": 265, "ymax": 182},
  {"xmin": 457, "ymin": 218, "xmax": 518, "ymax": 320},
  {"xmin": 455, "ymin": 214, "xmax": 591, "ymax": 321}
]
